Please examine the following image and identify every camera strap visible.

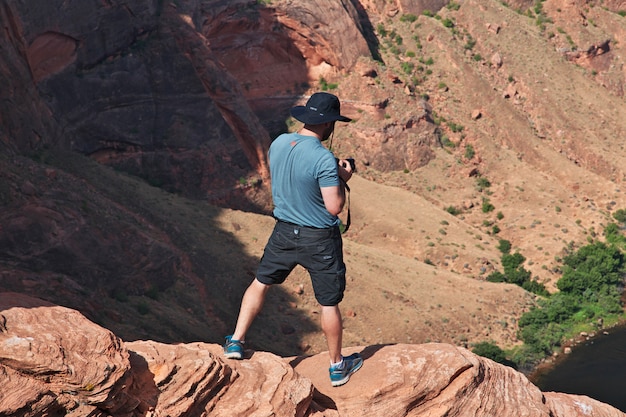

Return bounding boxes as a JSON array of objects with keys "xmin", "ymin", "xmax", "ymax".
[{"xmin": 339, "ymin": 180, "xmax": 351, "ymax": 234}]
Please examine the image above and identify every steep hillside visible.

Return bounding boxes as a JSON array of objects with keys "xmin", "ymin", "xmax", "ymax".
[
  {"xmin": 3, "ymin": 0, "xmax": 626, "ymax": 368},
  {"xmin": 323, "ymin": 0, "xmax": 626, "ymax": 289}
]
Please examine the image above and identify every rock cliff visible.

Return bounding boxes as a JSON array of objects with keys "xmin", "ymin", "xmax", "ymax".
[
  {"xmin": 0, "ymin": 0, "xmax": 373, "ymax": 211},
  {"xmin": 1, "ymin": 293, "xmax": 623, "ymax": 417}
]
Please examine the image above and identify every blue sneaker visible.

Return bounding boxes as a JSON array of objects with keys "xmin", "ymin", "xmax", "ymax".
[
  {"xmin": 224, "ymin": 335, "xmax": 244, "ymax": 359},
  {"xmin": 329, "ymin": 353, "xmax": 363, "ymax": 387}
]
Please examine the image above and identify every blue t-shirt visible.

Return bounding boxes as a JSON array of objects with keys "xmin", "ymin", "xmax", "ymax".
[{"xmin": 269, "ymin": 132, "xmax": 340, "ymax": 228}]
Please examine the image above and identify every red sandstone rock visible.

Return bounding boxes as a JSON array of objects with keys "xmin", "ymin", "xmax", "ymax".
[{"xmin": 1, "ymin": 294, "xmax": 624, "ymax": 417}]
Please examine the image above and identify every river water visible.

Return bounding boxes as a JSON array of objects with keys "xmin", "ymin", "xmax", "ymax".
[{"xmin": 531, "ymin": 325, "xmax": 626, "ymax": 412}]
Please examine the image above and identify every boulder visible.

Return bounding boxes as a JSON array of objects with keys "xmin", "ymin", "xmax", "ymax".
[{"xmin": 2, "ymin": 293, "xmax": 625, "ymax": 417}]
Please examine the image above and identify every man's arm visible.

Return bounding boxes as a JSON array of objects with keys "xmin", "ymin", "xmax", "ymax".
[
  {"xmin": 320, "ymin": 185, "xmax": 345, "ymax": 216},
  {"xmin": 320, "ymin": 162, "xmax": 353, "ymax": 216}
]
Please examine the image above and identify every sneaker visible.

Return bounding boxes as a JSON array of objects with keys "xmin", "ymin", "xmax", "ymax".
[
  {"xmin": 329, "ymin": 353, "xmax": 363, "ymax": 387},
  {"xmin": 223, "ymin": 335, "xmax": 244, "ymax": 359}
]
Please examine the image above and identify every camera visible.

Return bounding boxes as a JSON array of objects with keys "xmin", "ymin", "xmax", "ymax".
[{"xmin": 336, "ymin": 157, "xmax": 356, "ymax": 172}]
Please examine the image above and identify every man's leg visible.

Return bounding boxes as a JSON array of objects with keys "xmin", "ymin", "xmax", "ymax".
[
  {"xmin": 322, "ymin": 303, "xmax": 363, "ymax": 387},
  {"xmin": 321, "ymin": 304, "xmax": 343, "ymax": 364},
  {"xmin": 232, "ymin": 278, "xmax": 271, "ymax": 342}
]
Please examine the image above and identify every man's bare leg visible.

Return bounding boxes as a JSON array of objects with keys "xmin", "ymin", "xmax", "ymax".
[
  {"xmin": 232, "ymin": 278, "xmax": 271, "ymax": 342},
  {"xmin": 321, "ymin": 304, "xmax": 343, "ymax": 364}
]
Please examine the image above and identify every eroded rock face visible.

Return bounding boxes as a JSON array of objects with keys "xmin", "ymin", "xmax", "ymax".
[
  {"xmin": 0, "ymin": 293, "xmax": 133, "ymax": 416},
  {"xmin": 1, "ymin": 0, "xmax": 373, "ymax": 211},
  {"xmin": 1, "ymin": 293, "xmax": 624, "ymax": 417}
]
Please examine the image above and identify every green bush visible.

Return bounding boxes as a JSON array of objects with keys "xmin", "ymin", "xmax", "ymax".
[
  {"xmin": 442, "ymin": 18, "xmax": 455, "ymax": 28},
  {"xmin": 476, "ymin": 177, "xmax": 491, "ymax": 191},
  {"xmin": 518, "ymin": 322, "xmax": 565, "ymax": 355},
  {"xmin": 377, "ymin": 23, "xmax": 388, "ymax": 37},
  {"xmin": 502, "ymin": 253, "xmax": 533, "ymax": 287},
  {"xmin": 486, "ymin": 271, "xmax": 506, "ymax": 283},
  {"xmin": 481, "ymin": 197, "xmax": 494, "ymax": 213},
  {"xmin": 557, "ymin": 241, "xmax": 625, "ymax": 295},
  {"xmin": 464, "ymin": 38, "xmax": 477, "ymax": 50},
  {"xmin": 401, "ymin": 61, "xmax": 415, "ymax": 74},
  {"xmin": 447, "ymin": 1, "xmax": 461, "ymax": 11},
  {"xmin": 613, "ymin": 208, "xmax": 626, "ymax": 223},
  {"xmin": 516, "ymin": 237, "xmax": 626, "ymax": 365},
  {"xmin": 473, "ymin": 341, "xmax": 507, "ymax": 363},
  {"xmin": 497, "ymin": 239, "xmax": 512, "ymax": 254},
  {"xmin": 605, "ymin": 223, "xmax": 626, "ymax": 245},
  {"xmin": 487, "ymin": 248, "xmax": 548, "ymax": 296}
]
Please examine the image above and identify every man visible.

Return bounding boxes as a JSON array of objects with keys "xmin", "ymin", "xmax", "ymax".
[{"xmin": 223, "ymin": 92, "xmax": 362, "ymax": 387}]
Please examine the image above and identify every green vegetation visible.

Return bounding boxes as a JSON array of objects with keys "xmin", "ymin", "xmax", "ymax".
[
  {"xmin": 400, "ymin": 13, "xmax": 418, "ymax": 23},
  {"xmin": 447, "ymin": 1, "xmax": 461, "ymax": 11},
  {"xmin": 476, "ymin": 177, "xmax": 491, "ymax": 192},
  {"xmin": 447, "ymin": 121, "xmax": 464, "ymax": 133},
  {"xmin": 613, "ymin": 208, "xmax": 626, "ymax": 223},
  {"xmin": 319, "ymin": 77, "xmax": 338, "ymax": 90},
  {"xmin": 442, "ymin": 18, "xmax": 455, "ymax": 28},
  {"xmin": 376, "ymin": 23, "xmax": 388, "ymax": 37},
  {"xmin": 475, "ymin": 225, "xmax": 626, "ymax": 371},
  {"xmin": 481, "ymin": 196, "xmax": 494, "ymax": 213},
  {"xmin": 487, "ymin": 245, "xmax": 549, "ymax": 296},
  {"xmin": 401, "ymin": 61, "xmax": 415, "ymax": 74},
  {"xmin": 472, "ymin": 341, "xmax": 514, "ymax": 367},
  {"xmin": 497, "ymin": 239, "xmax": 512, "ymax": 254},
  {"xmin": 464, "ymin": 37, "xmax": 477, "ymax": 51}
]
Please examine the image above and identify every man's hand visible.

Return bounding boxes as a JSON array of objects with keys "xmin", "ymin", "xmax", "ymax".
[{"xmin": 337, "ymin": 159, "xmax": 354, "ymax": 183}]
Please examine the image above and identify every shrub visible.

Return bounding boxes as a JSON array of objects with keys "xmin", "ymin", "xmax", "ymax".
[
  {"xmin": 447, "ymin": 122, "xmax": 464, "ymax": 133},
  {"xmin": 516, "ymin": 239, "xmax": 626, "ymax": 365},
  {"xmin": 476, "ymin": 177, "xmax": 491, "ymax": 191},
  {"xmin": 441, "ymin": 135, "xmax": 455, "ymax": 147},
  {"xmin": 502, "ymin": 252, "xmax": 530, "ymax": 285},
  {"xmin": 473, "ymin": 342, "xmax": 507, "ymax": 363},
  {"xmin": 613, "ymin": 209, "xmax": 626, "ymax": 223},
  {"xmin": 497, "ymin": 239, "xmax": 512, "ymax": 254},
  {"xmin": 604, "ymin": 223, "xmax": 626, "ymax": 246},
  {"xmin": 377, "ymin": 23, "xmax": 388, "ymax": 37},
  {"xmin": 557, "ymin": 241, "xmax": 626, "ymax": 295},
  {"xmin": 319, "ymin": 77, "xmax": 338, "ymax": 90},
  {"xmin": 447, "ymin": 1, "xmax": 461, "ymax": 11},
  {"xmin": 401, "ymin": 61, "xmax": 415, "ymax": 74},
  {"xmin": 400, "ymin": 13, "xmax": 418, "ymax": 22},
  {"xmin": 442, "ymin": 18, "xmax": 455, "ymax": 28},
  {"xmin": 486, "ymin": 271, "xmax": 506, "ymax": 282},
  {"xmin": 464, "ymin": 38, "xmax": 477, "ymax": 50},
  {"xmin": 481, "ymin": 197, "xmax": 494, "ymax": 213}
]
